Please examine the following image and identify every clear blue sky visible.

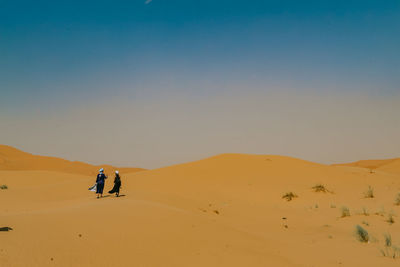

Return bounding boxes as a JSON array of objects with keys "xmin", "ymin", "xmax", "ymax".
[{"xmin": 1, "ymin": 0, "xmax": 399, "ymax": 168}]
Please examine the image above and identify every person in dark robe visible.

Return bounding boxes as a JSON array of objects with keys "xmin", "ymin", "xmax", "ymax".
[
  {"xmin": 108, "ymin": 170, "xmax": 122, "ymax": 197},
  {"xmin": 96, "ymin": 168, "xmax": 107, "ymax": 198}
]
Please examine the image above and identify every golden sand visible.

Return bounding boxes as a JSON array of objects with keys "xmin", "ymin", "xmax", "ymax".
[{"xmin": 1, "ymin": 146, "xmax": 399, "ymax": 266}]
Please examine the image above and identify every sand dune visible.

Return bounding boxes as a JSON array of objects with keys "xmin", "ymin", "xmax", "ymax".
[
  {"xmin": 334, "ymin": 158, "xmax": 397, "ymax": 169},
  {"xmin": 334, "ymin": 158, "xmax": 400, "ymax": 175},
  {"xmin": 0, "ymin": 145, "xmax": 145, "ymax": 176},
  {"xmin": 1, "ymin": 147, "xmax": 400, "ymax": 266}
]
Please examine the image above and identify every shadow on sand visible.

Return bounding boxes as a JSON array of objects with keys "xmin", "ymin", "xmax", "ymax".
[
  {"xmin": 96, "ymin": 194, "xmax": 126, "ymax": 199},
  {"xmin": 108, "ymin": 194, "xmax": 126, "ymax": 198},
  {"xmin": 96, "ymin": 195, "xmax": 111, "ymax": 199},
  {"xmin": 0, "ymin": 227, "xmax": 13, "ymax": 231}
]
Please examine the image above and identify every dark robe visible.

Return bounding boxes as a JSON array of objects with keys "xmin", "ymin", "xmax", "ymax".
[
  {"xmin": 108, "ymin": 175, "xmax": 121, "ymax": 194},
  {"xmin": 96, "ymin": 173, "xmax": 107, "ymax": 194}
]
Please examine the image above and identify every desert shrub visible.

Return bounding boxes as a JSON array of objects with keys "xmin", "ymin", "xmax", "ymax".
[
  {"xmin": 384, "ymin": 233, "xmax": 392, "ymax": 247},
  {"xmin": 374, "ymin": 207, "xmax": 386, "ymax": 217},
  {"xmin": 395, "ymin": 193, "xmax": 400, "ymax": 206},
  {"xmin": 341, "ymin": 206, "xmax": 351, "ymax": 217},
  {"xmin": 380, "ymin": 247, "xmax": 400, "ymax": 258},
  {"xmin": 380, "ymin": 234, "xmax": 400, "ymax": 258},
  {"xmin": 364, "ymin": 186, "xmax": 374, "ymax": 198},
  {"xmin": 355, "ymin": 225, "xmax": 369, "ymax": 242},
  {"xmin": 361, "ymin": 207, "xmax": 369, "ymax": 216},
  {"xmin": 362, "ymin": 220, "xmax": 369, "ymax": 226},
  {"xmin": 0, "ymin": 185, "xmax": 7, "ymax": 190},
  {"xmin": 387, "ymin": 214, "xmax": 395, "ymax": 225},
  {"xmin": 312, "ymin": 184, "xmax": 330, "ymax": 193},
  {"xmin": 282, "ymin": 192, "xmax": 298, "ymax": 201}
]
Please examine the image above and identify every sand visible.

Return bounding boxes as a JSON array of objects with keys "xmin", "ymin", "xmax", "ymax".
[
  {"xmin": 1, "ymin": 147, "xmax": 400, "ymax": 266},
  {"xmin": 0, "ymin": 145, "xmax": 145, "ymax": 176}
]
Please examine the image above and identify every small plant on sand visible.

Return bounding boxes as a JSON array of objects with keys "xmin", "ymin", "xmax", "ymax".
[
  {"xmin": 380, "ymin": 248, "xmax": 400, "ymax": 258},
  {"xmin": 361, "ymin": 207, "xmax": 370, "ymax": 216},
  {"xmin": 395, "ymin": 193, "xmax": 400, "ymax": 206},
  {"xmin": 387, "ymin": 213, "xmax": 395, "ymax": 225},
  {"xmin": 364, "ymin": 186, "xmax": 374, "ymax": 198},
  {"xmin": 282, "ymin": 192, "xmax": 298, "ymax": 201},
  {"xmin": 341, "ymin": 206, "xmax": 351, "ymax": 218},
  {"xmin": 380, "ymin": 234, "xmax": 400, "ymax": 259},
  {"xmin": 312, "ymin": 184, "xmax": 330, "ymax": 193},
  {"xmin": 355, "ymin": 225, "xmax": 369, "ymax": 243},
  {"xmin": 384, "ymin": 233, "xmax": 392, "ymax": 247},
  {"xmin": 362, "ymin": 220, "xmax": 369, "ymax": 226},
  {"xmin": 0, "ymin": 185, "xmax": 7, "ymax": 190},
  {"xmin": 374, "ymin": 206, "xmax": 386, "ymax": 217}
]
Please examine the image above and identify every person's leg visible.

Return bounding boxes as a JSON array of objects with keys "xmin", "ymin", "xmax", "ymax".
[
  {"xmin": 96, "ymin": 183, "xmax": 101, "ymax": 198},
  {"xmin": 99, "ymin": 183, "xmax": 104, "ymax": 197}
]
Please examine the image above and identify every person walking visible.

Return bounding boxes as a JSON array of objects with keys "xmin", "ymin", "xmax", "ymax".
[
  {"xmin": 96, "ymin": 168, "xmax": 107, "ymax": 198},
  {"xmin": 108, "ymin": 170, "xmax": 122, "ymax": 197}
]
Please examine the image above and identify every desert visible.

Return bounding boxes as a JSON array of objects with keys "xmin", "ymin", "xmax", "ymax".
[{"xmin": 1, "ymin": 145, "xmax": 400, "ymax": 266}]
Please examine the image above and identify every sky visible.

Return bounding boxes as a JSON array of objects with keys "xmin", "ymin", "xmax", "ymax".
[{"xmin": 0, "ymin": 0, "xmax": 399, "ymax": 169}]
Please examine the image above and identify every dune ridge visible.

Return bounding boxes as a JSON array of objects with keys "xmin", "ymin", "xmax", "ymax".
[
  {"xmin": 0, "ymin": 145, "xmax": 145, "ymax": 176},
  {"xmin": 333, "ymin": 158, "xmax": 400, "ymax": 175},
  {"xmin": 1, "ymin": 146, "xmax": 400, "ymax": 266}
]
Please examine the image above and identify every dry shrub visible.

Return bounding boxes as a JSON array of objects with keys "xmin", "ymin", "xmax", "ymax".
[
  {"xmin": 282, "ymin": 192, "xmax": 298, "ymax": 201},
  {"xmin": 341, "ymin": 206, "xmax": 351, "ymax": 218},
  {"xmin": 312, "ymin": 184, "xmax": 330, "ymax": 193},
  {"xmin": 355, "ymin": 225, "xmax": 369, "ymax": 242},
  {"xmin": 364, "ymin": 186, "xmax": 374, "ymax": 198}
]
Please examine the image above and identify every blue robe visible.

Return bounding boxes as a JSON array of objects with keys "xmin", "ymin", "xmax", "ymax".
[{"xmin": 96, "ymin": 173, "xmax": 107, "ymax": 194}]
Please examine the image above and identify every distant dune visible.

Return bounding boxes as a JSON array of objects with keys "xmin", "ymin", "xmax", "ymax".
[
  {"xmin": 1, "ymin": 148, "xmax": 400, "ymax": 266},
  {"xmin": 333, "ymin": 158, "xmax": 400, "ymax": 175},
  {"xmin": 0, "ymin": 145, "xmax": 145, "ymax": 176}
]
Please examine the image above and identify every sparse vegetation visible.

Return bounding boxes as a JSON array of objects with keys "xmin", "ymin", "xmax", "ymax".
[
  {"xmin": 387, "ymin": 214, "xmax": 395, "ymax": 225},
  {"xmin": 330, "ymin": 204, "xmax": 336, "ymax": 208},
  {"xmin": 282, "ymin": 192, "xmax": 298, "ymax": 201},
  {"xmin": 384, "ymin": 233, "xmax": 392, "ymax": 247},
  {"xmin": 355, "ymin": 225, "xmax": 369, "ymax": 243},
  {"xmin": 0, "ymin": 185, "xmax": 7, "ymax": 190},
  {"xmin": 395, "ymin": 193, "xmax": 400, "ymax": 206},
  {"xmin": 380, "ymin": 247, "xmax": 400, "ymax": 258},
  {"xmin": 380, "ymin": 234, "xmax": 400, "ymax": 259},
  {"xmin": 361, "ymin": 207, "xmax": 370, "ymax": 216},
  {"xmin": 362, "ymin": 220, "xmax": 369, "ymax": 226},
  {"xmin": 312, "ymin": 184, "xmax": 330, "ymax": 193},
  {"xmin": 375, "ymin": 207, "xmax": 386, "ymax": 217},
  {"xmin": 364, "ymin": 186, "xmax": 374, "ymax": 198},
  {"xmin": 341, "ymin": 206, "xmax": 351, "ymax": 217}
]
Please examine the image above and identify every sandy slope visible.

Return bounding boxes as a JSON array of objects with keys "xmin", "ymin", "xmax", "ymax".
[
  {"xmin": 334, "ymin": 158, "xmax": 400, "ymax": 175},
  {"xmin": 1, "ymin": 150, "xmax": 400, "ymax": 266},
  {"xmin": 0, "ymin": 145, "xmax": 145, "ymax": 176}
]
